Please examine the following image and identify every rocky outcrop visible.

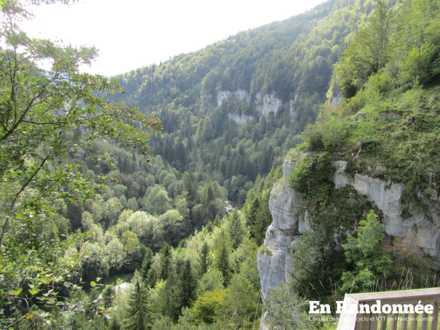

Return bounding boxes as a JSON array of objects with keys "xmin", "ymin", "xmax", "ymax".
[
  {"xmin": 326, "ymin": 77, "xmax": 343, "ymax": 106},
  {"xmin": 256, "ymin": 93, "xmax": 282, "ymax": 116},
  {"xmin": 215, "ymin": 90, "xmax": 287, "ymax": 121},
  {"xmin": 217, "ymin": 90, "xmax": 250, "ymax": 108},
  {"xmin": 257, "ymin": 158, "xmax": 309, "ymax": 301},
  {"xmin": 334, "ymin": 161, "xmax": 440, "ymax": 264},
  {"xmin": 257, "ymin": 157, "xmax": 310, "ymax": 330},
  {"xmin": 257, "ymin": 156, "xmax": 440, "ymax": 328}
]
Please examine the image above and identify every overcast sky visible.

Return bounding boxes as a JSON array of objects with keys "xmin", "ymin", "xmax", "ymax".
[{"xmin": 23, "ymin": 0, "xmax": 326, "ymax": 76}]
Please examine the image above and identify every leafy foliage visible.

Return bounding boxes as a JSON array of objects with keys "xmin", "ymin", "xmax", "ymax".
[
  {"xmin": 335, "ymin": 0, "xmax": 391, "ymax": 97},
  {"xmin": 340, "ymin": 211, "xmax": 392, "ymax": 293},
  {"xmin": 264, "ymin": 284, "xmax": 321, "ymax": 330}
]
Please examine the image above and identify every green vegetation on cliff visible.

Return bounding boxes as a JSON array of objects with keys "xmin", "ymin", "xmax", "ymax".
[
  {"xmin": 304, "ymin": 0, "xmax": 440, "ymax": 198},
  {"xmin": 285, "ymin": 0, "xmax": 440, "ymax": 311}
]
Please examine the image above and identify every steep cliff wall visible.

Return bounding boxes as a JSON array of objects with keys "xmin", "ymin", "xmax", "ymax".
[
  {"xmin": 216, "ymin": 89, "xmax": 296, "ymax": 125},
  {"xmin": 256, "ymin": 158, "xmax": 304, "ymax": 330},
  {"xmin": 257, "ymin": 158, "xmax": 308, "ymax": 301},
  {"xmin": 334, "ymin": 161, "xmax": 440, "ymax": 265},
  {"xmin": 257, "ymin": 155, "xmax": 440, "ymax": 327}
]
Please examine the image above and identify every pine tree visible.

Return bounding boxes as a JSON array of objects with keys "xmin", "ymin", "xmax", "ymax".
[
  {"xmin": 228, "ymin": 211, "xmax": 243, "ymax": 249},
  {"xmin": 125, "ymin": 272, "xmax": 150, "ymax": 330},
  {"xmin": 254, "ymin": 191, "xmax": 272, "ymax": 245},
  {"xmin": 199, "ymin": 242, "xmax": 209, "ymax": 276},
  {"xmin": 140, "ymin": 247, "xmax": 153, "ymax": 283},
  {"xmin": 206, "ymin": 183, "xmax": 216, "ymax": 220},
  {"xmin": 163, "ymin": 264, "xmax": 181, "ymax": 321},
  {"xmin": 159, "ymin": 244, "xmax": 172, "ymax": 280},
  {"xmin": 246, "ymin": 196, "xmax": 260, "ymax": 242},
  {"xmin": 180, "ymin": 260, "xmax": 196, "ymax": 308},
  {"xmin": 216, "ymin": 239, "xmax": 230, "ymax": 286}
]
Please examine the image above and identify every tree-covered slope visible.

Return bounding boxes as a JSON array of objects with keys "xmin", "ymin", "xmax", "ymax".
[
  {"xmin": 113, "ymin": 0, "xmax": 378, "ymax": 204},
  {"xmin": 297, "ymin": 0, "xmax": 440, "ymax": 208},
  {"xmin": 4, "ymin": 0, "xmax": 431, "ymax": 329},
  {"xmin": 272, "ymin": 0, "xmax": 440, "ymax": 319}
]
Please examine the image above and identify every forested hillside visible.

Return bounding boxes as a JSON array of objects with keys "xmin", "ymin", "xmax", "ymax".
[
  {"xmin": 1, "ymin": 0, "xmax": 439, "ymax": 329},
  {"xmin": 114, "ymin": 0, "xmax": 376, "ymax": 203},
  {"xmin": 259, "ymin": 0, "xmax": 440, "ymax": 327}
]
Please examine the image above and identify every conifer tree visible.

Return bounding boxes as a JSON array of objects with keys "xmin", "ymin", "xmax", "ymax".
[
  {"xmin": 216, "ymin": 239, "xmax": 230, "ymax": 286},
  {"xmin": 228, "ymin": 211, "xmax": 243, "ymax": 249},
  {"xmin": 163, "ymin": 264, "xmax": 181, "ymax": 321},
  {"xmin": 199, "ymin": 242, "xmax": 210, "ymax": 276},
  {"xmin": 125, "ymin": 272, "xmax": 150, "ymax": 330},
  {"xmin": 246, "ymin": 194, "xmax": 271, "ymax": 245},
  {"xmin": 246, "ymin": 197, "xmax": 260, "ymax": 242},
  {"xmin": 140, "ymin": 247, "xmax": 153, "ymax": 283},
  {"xmin": 180, "ymin": 260, "xmax": 196, "ymax": 308},
  {"xmin": 159, "ymin": 244, "xmax": 172, "ymax": 280},
  {"xmin": 254, "ymin": 191, "xmax": 272, "ymax": 245}
]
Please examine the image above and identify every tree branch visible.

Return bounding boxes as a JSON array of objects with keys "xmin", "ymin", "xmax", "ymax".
[
  {"xmin": 0, "ymin": 154, "xmax": 50, "ymax": 245},
  {"xmin": 22, "ymin": 119, "xmax": 66, "ymax": 126},
  {"xmin": 0, "ymin": 84, "xmax": 49, "ymax": 142}
]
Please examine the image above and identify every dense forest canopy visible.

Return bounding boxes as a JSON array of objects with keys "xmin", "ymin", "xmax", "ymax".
[
  {"xmin": 113, "ymin": 0, "xmax": 379, "ymax": 205},
  {"xmin": 0, "ymin": 0, "xmax": 439, "ymax": 329}
]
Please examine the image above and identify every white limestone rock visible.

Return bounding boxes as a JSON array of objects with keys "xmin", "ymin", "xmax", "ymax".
[
  {"xmin": 256, "ymin": 93, "xmax": 282, "ymax": 116},
  {"xmin": 257, "ymin": 157, "xmax": 440, "ymax": 328},
  {"xmin": 216, "ymin": 89, "xmax": 250, "ymax": 108},
  {"xmin": 257, "ymin": 159, "xmax": 306, "ymax": 301},
  {"xmin": 332, "ymin": 161, "xmax": 440, "ymax": 259},
  {"xmin": 217, "ymin": 90, "xmax": 304, "ymax": 120}
]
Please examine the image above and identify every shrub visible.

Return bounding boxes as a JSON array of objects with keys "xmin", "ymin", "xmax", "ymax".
[
  {"xmin": 190, "ymin": 289, "xmax": 226, "ymax": 324},
  {"xmin": 340, "ymin": 210, "xmax": 392, "ymax": 293},
  {"xmin": 289, "ymin": 152, "xmax": 334, "ymax": 201}
]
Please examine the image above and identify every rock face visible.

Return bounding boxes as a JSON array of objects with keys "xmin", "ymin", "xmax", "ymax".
[
  {"xmin": 215, "ymin": 90, "xmax": 288, "ymax": 121},
  {"xmin": 227, "ymin": 113, "xmax": 253, "ymax": 125},
  {"xmin": 217, "ymin": 89, "xmax": 250, "ymax": 108},
  {"xmin": 256, "ymin": 93, "xmax": 282, "ymax": 116},
  {"xmin": 334, "ymin": 161, "xmax": 440, "ymax": 263},
  {"xmin": 257, "ymin": 158, "xmax": 310, "ymax": 330},
  {"xmin": 257, "ymin": 157, "xmax": 440, "ymax": 328},
  {"xmin": 257, "ymin": 159, "xmax": 308, "ymax": 301}
]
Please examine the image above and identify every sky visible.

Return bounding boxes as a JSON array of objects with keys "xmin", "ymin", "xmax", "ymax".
[{"xmin": 23, "ymin": 0, "xmax": 326, "ymax": 76}]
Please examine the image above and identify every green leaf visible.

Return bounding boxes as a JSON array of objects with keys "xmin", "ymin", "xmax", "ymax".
[
  {"xmin": 8, "ymin": 288, "xmax": 22, "ymax": 297},
  {"xmin": 29, "ymin": 287, "xmax": 40, "ymax": 296}
]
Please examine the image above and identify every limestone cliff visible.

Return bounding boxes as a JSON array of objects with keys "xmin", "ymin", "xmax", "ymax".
[
  {"xmin": 257, "ymin": 155, "xmax": 440, "ymax": 327},
  {"xmin": 215, "ymin": 89, "xmax": 301, "ymax": 125},
  {"xmin": 334, "ymin": 161, "xmax": 440, "ymax": 266},
  {"xmin": 257, "ymin": 158, "xmax": 308, "ymax": 301}
]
